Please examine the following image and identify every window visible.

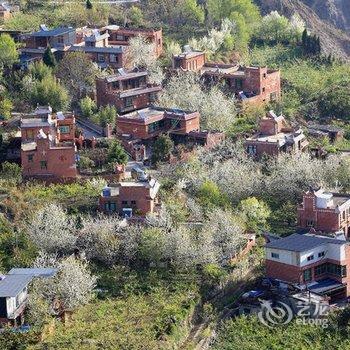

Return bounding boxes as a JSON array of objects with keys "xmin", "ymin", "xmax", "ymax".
[
  {"xmin": 27, "ymin": 154, "xmax": 34, "ymax": 162},
  {"xmin": 98, "ymin": 54, "xmax": 105, "ymax": 62},
  {"xmin": 110, "ymin": 54, "xmax": 118, "ymax": 63},
  {"xmin": 122, "ymin": 200, "xmax": 128, "ymax": 205},
  {"xmin": 116, "ymin": 35, "xmax": 124, "ymax": 41},
  {"xmin": 303, "ymin": 268, "xmax": 312, "ymax": 282},
  {"xmin": 104, "ymin": 202, "xmax": 116, "ymax": 212},
  {"xmin": 315, "ymin": 264, "xmax": 327, "ymax": 276},
  {"xmin": 247, "ymin": 145, "xmax": 257, "ymax": 155},
  {"xmin": 110, "ymin": 202, "xmax": 116, "ymax": 212},
  {"xmin": 270, "ymin": 92, "xmax": 277, "ymax": 101},
  {"xmin": 262, "ymin": 87, "xmax": 266, "ymax": 93},
  {"xmin": 235, "ymin": 79, "xmax": 243, "ymax": 90},
  {"xmin": 131, "ymin": 200, "xmax": 136, "ymax": 205},
  {"xmin": 307, "ymin": 255, "xmax": 314, "ymax": 262},
  {"xmin": 306, "ymin": 220, "xmax": 314, "ymax": 227},
  {"xmin": 263, "ymin": 73, "xmax": 267, "ymax": 78},
  {"xmin": 318, "ymin": 251, "xmax": 325, "ymax": 258},
  {"xmin": 271, "ymin": 252, "xmax": 279, "ymax": 259},
  {"xmin": 124, "ymin": 97, "xmax": 133, "ymax": 108},
  {"xmin": 148, "ymin": 120, "xmax": 165, "ymax": 134},
  {"xmin": 57, "ymin": 36, "xmax": 64, "ymax": 44},
  {"xmin": 158, "ymin": 38, "xmax": 161, "ymax": 45},
  {"xmin": 171, "ymin": 119, "xmax": 180, "ymax": 130},
  {"xmin": 40, "ymin": 160, "xmax": 47, "ymax": 169},
  {"xmin": 327, "ymin": 263, "xmax": 347, "ymax": 277},
  {"xmin": 59, "ymin": 126, "xmax": 70, "ymax": 134}
]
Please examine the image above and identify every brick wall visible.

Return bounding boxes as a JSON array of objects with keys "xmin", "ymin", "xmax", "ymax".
[
  {"xmin": 297, "ymin": 193, "xmax": 342, "ymax": 232},
  {"xmin": 21, "ymin": 139, "xmax": 77, "ymax": 179},
  {"xmin": 173, "ymin": 53, "xmax": 206, "ymax": 71}
]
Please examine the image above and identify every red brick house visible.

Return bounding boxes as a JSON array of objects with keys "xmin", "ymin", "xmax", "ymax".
[
  {"xmin": 102, "ymin": 25, "xmax": 163, "ymax": 57},
  {"xmin": 96, "ymin": 69, "xmax": 162, "ymax": 113},
  {"xmin": 201, "ymin": 64, "xmax": 281, "ymax": 105},
  {"xmin": 244, "ymin": 111, "xmax": 308, "ymax": 158},
  {"xmin": 116, "ymin": 107, "xmax": 224, "ymax": 161},
  {"xmin": 69, "ymin": 29, "xmax": 125, "ymax": 69},
  {"xmin": 172, "ymin": 49, "xmax": 206, "ymax": 71},
  {"xmin": 21, "ymin": 106, "xmax": 77, "ymax": 181},
  {"xmin": 265, "ymin": 233, "xmax": 350, "ymax": 300},
  {"xmin": 298, "ymin": 189, "xmax": 350, "ymax": 237},
  {"xmin": 99, "ymin": 169, "xmax": 160, "ymax": 217},
  {"xmin": 116, "ymin": 107, "xmax": 201, "ymax": 140}
]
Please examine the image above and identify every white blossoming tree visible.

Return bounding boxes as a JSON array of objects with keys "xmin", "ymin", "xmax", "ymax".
[
  {"xmin": 125, "ymin": 35, "xmax": 164, "ymax": 85},
  {"xmin": 159, "ymin": 72, "xmax": 236, "ymax": 131},
  {"xmin": 27, "ymin": 203, "xmax": 77, "ymax": 254}
]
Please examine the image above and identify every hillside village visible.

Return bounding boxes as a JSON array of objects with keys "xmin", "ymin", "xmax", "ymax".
[{"xmin": 0, "ymin": 0, "xmax": 350, "ymax": 349}]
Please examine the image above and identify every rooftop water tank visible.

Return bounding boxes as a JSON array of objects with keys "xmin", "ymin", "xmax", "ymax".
[{"xmin": 316, "ymin": 192, "xmax": 333, "ymax": 209}]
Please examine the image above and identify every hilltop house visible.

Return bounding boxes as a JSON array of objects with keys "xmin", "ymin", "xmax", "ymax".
[
  {"xmin": 101, "ymin": 25, "xmax": 163, "ymax": 57},
  {"xmin": 115, "ymin": 106, "xmax": 224, "ymax": 160},
  {"xmin": 298, "ymin": 189, "xmax": 350, "ymax": 237},
  {"xmin": 0, "ymin": 268, "xmax": 57, "ymax": 326},
  {"xmin": 172, "ymin": 48, "xmax": 206, "ymax": 72},
  {"xmin": 244, "ymin": 111, "xmax": 308, "ymax": 158},
  {"xmin": 21, "ymin": 106, "xmax": 77, "ymax": 181},
  {"xmin": 201, "ymin": 63, "xmax": 281, "ymax": 105},
  {"xmin": 99, "ymin": 168, "xmax": 160, "ymax": 217},
  {"xmin": 172, "ymin": 47, "xmax": 281, "ymax": 106},
  {"xmin": 96, "ymin": 69, "xmax": 162, "ymax": 113},
  {"xmin": 265, "ymin": 233, "xmax": 350, "ymax": 301}
]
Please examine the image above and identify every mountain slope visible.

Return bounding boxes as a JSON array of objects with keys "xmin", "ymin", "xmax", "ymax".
[{"xmin": 256, "ymin": 0, "xmax": 350, "ymax": 59}]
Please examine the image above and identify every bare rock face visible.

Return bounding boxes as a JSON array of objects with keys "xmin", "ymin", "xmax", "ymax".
[
  {"xmin": 256, "ymin": 0, "xmax": 350, "ymax": 59},
  {"xmin": 303, "ymin": 0, "xmax": 350, "ymax": 33}
]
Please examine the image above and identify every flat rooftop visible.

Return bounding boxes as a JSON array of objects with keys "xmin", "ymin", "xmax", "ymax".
[
  {"xmin": 266, "ymin": 233, "xmax": 347, "ymax": 252},
  {"xmin": 29, "ymin": 27, "xmax": 75, "ymax": 37},
  {"xmin": 174, "ymin": 51, "xmax": 204, "ymax": 59},
  {"xmin": 21, "ymin": 117, "xmax": 53, "ymax": 128},
  {"xmin": 105, "ymin": 70, "xmax": 148, "ymax": 83},
  {"xmin": 119, "ymin": 107, "xmax": 164, "ymax": 121}
]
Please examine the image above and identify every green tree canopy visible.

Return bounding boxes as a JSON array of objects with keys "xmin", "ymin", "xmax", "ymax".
[
  {"xmin": 107, "ymin": 140, "xmax": 128, "ymax": 165},
  {"xmin": 43, "ymin": 47, "xmax": 57, "ymax": 68},
  {"xmin": 0, "ymin": 34, "xmax": 18, "ymax": 70},
  {"xmin": 56, "ymin": 52, "xmax": 98, "ymax": 104},
  {"xmin": 30, "ymin": 76, "xmax": 69, "ymax": 112},
  {"xmin": 151, "ymin": 134, "xmax": 174, "ymax": 164}
]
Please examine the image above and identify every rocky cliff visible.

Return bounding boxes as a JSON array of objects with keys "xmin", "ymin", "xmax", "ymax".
[{"xmin": 256, "ymin": 0, "xmax": 350, "ymax": 59}]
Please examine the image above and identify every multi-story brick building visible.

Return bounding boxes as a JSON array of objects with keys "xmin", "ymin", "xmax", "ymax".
[
  {"xmin": 201, "ymin": 63, "xmax": 281, "ymax": 105},
  {"xmin": 265, "ymin": 233, "xmax": 350, "ymax": 300},
  {"xmin": 21, "ymin": 106, "xmax": 77, "ymax": 181},
  {"xmin": 69, "ymin": 29, "xmax": 125, "ymax": 69},
  {"xmin": 298, "ymin": 189, "xmax": 350, "ymax": 237},
  {"xmin": 172, "ymin": 49, "xmax": 206, "ymax": 71},
  {"xmin": 116, "ymin": 107, "xmax": 224, "ymax": 161},
  {"xmin": 21, "ymin": 25, "xmax": 76, "ymax": 62},
  {"xmin": 20, "ymin": 26, "xmax": 126, "ymax": 70},
  {"xmin": 99, "ymin": 169, "xmax": 160, "ymax": 217},
  {"xmin": 102, "ymin": 25, "xmax": 163, "ymax": 57},
  {"xmin": 116, "ymin": 107, "xmax": 200, "ymax": 140},
  {"xmin": 96, "ymin": 69, "xmax": 162, "ymax": 113},
  {"xmin": 244, "ymin": 111, "xmax": 308, "ymax": 159}
]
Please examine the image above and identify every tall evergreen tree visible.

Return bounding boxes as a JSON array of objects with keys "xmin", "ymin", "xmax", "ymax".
[
  {"xmin": 86, "ymin": 0, "xmax": 93, "ymax": 9},
  {"xmin": 43, "ymin": 47, "xmax": 56, "ymax": 68}
]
